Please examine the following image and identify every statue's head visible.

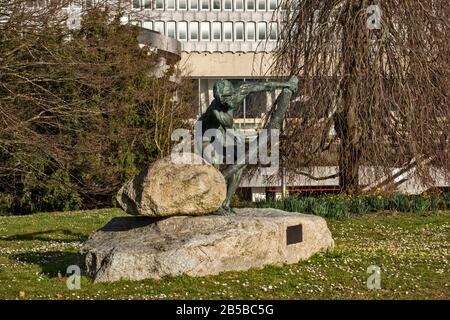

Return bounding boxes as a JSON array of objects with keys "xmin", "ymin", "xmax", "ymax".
[{"xmin": 213, "ymin": 80, "xmax": 234, "ymax": 106}]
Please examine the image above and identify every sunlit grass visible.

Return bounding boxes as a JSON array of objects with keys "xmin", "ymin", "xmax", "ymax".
[{"xmin": 0, "ymin": 209, "xmax": 448, "ymax": 300}]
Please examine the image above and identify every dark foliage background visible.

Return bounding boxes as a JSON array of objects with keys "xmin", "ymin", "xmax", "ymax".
[{"xmin": 0, "ymin": 3, "xmax": 195, "ymax": 214}]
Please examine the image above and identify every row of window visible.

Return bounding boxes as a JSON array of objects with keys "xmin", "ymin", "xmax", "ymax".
[
  {"xmin": 26, "ymin": 0, "xmax": 95, "ymax": 7},
  {"xmin": 25, "ymin": 0, "xmax": 278, "ymax": 11},
  {"xmin": 132, "ymin": 0, "xmax": 278, "ymax": 11},
  {"xmin": 139, "ymin": 20, "xmax": 278, "ymax": 41}
]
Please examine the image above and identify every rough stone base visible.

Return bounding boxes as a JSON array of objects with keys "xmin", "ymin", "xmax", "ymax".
[{"xmin": 80, "ymin": 208, "xmax": 334, "ymax": 283}]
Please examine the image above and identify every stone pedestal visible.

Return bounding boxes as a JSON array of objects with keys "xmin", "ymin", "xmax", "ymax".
[{"xmin": 80, "ymin": 208, "xmax": 334, "ymax": 283}]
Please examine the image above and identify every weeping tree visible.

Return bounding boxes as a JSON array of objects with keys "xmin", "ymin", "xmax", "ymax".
[{"xmin": 273, "ymin": 0, "xmax": 449, "ymax": 194}]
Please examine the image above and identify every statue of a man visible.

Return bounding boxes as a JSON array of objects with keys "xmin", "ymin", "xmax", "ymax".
[{"xmin": 196, "ymin": 76, "xmax": 299, "ymax": 215}]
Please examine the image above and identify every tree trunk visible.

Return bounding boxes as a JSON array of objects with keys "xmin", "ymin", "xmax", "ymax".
[
  {"xmin": 335, "ymin": 0, "xmax": 368, "ymax": 194},
  {"xmin": 336, "ymin": 77, "xmax": 361, "ymax": 194},
  {"xmin": 338, "ymin": 126, "xmax": 361, "ymax": 194}
]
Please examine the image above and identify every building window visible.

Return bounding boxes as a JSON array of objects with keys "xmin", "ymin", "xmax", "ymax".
[
  {"xmin": 154, "ymin": 21, "xmax": 165, "ymax": 34},
  {"xmin": 257, "ymin": 0, "xmax": 265, "ymax": 11},
  {"xmin": 143, "ymin": 21, "xmax": 153, "ymax": 30},
  {"xmin": 143, "ymin": 0, "xmax": 151, "ymax": 8},
  {"xmin": 246, "ymin": 22, "xmax": 255, "ymax": 40},
  {"xmin": 190, "ymin": 21, "xmax": 199, "ymax": 40},
  {"xmin": 200, "ymin": 22, "xmax": 210, "ymax": 40},
  {"xmin": 268, "ymin": 22, "xmax": 277, "ymax": 40},
  {"xmin": 201, "ymin": 0, "xmax": 209, "ymax": 10},
  {"xmin": 223, "ymin": 22, "xmax": 233, "ymax": 41},
  {"xmin": 166, "ymin": 0, "xmax": 175, "ymax": 10},
  {"xmin": 224, "ymin": 0, "xmax": 232, "ymax": 10},
  {"xmin": 235, "ymin": 0, "xmax": 243, "ymax": 10},
  {"xmin": 213, "ymin": 0, "xmax": 221, "ymax": 10},
  {"xmin": 132, "ymin": 0, "xmax": 140, "ymax": 9},
  {"xmin": 257, "ymin": 22, "xmax": 266, "ymax": 40},
  {"xmin": 178, "ymin": 21, "xmax": 188, "ymax": 40},
  {"xmin": 190, "ymin": 0, "xmax": 198, "ymax": 10},
  {"xmin": 212, "ymin": 22, "xmax": 221, "ymax": 41},
  {"xmin": 70, "ymin": 1, "xmax": 82, "ymax": 7},
  {"xmin": 269, "ymin": 0, "xmax": 277, "ymax": 10},
  {"xmin": 245, "ymin": 87, "xmax": 268, "ymax": 119},
  {"xmin": 246, "ymin": 0, "xmax": 255, "ymax": 10},
  {"xmin": 167, "ymin": 21, "xmax": 176, "ymax": 38},
  {"xmin": 178, "ymin": 0, "xmax": 187, "ymax": 9},
  {"xmin": 155, "ymin": 0, "xmax": 164, "ymax": 9},
  {"xmin": 235, "ymin": 22, "xmax": 244, "ymax": 41}
]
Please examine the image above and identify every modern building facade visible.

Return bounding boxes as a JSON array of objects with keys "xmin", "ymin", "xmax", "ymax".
[
  {"xmin": 125, "ymin": 0, "xmax": 449, "ymax": 198},
  {"xmin": 28, "ymin": 0, "xmax": 448, "ymax": 198},
  {"xmin": 123, "ymin": 0, "xmax": 295, "ymax": 201},
  {"xmin": 126, "ymin": 0, "xmax": 281, "ymax": 121}
]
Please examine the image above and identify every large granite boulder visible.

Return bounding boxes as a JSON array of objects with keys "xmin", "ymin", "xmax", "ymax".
[
  {"xmin": 116, "ymin": 153, "xmax": 226, "ymax": 217},
  {"xmin": 80, "ymin": 208, "xmax": 334, "ymax": 283}
]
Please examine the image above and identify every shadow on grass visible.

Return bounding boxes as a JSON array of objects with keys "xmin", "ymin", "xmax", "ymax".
[
  {"xmin": 13, "ymin": 251, "xmax": 80, "ymax": 277},
  {"xmin": 6, "ymin": 218, "xmax": 163, "ymax": 280},
  {"xmin": 1, "ymin": 229, "xmax": 88, "ymax": 242},
  {"xmin": 100, "ymin": 216, "xmax": 162, "ymax": 232}
]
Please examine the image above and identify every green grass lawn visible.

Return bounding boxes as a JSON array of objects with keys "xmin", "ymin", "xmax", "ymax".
[{"xmin": 0, "ymin": 209, "xmax": 448, "ymax": 300}]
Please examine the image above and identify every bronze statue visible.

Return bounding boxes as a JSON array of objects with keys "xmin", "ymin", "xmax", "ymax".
[{"xmin": 196, "ymin": 76, "xmax": 299, "ymax": 215}]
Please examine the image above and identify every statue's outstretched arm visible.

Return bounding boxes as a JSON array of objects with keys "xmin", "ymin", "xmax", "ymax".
[
  {"xmin": 233, "ymin": 76, "xmax": 298, "ymax": 104},
  {"xmin": 237, "ymin": 82, "xmax": 285, "ymax": 95},
  {"xmin": 239, "ymin": 77, "xmax": 298, "ymax": 95}
]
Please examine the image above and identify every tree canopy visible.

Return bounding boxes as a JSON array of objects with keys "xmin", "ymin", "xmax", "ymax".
[{"xmin": 0, "ymin": 2, "xmax": 194, "ymax": 213}]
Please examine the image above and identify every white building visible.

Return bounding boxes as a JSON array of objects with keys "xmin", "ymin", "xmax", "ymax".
[
  {"xmin": 30, "ymin": 0, "xmax": 449, "ymax": 198},
  {"xmin": 125, "ymin": 0, "xmax": 298, "ymax": 201},
  {"xmin": 126, "ymin": 0, "xmax": 281, "ymax": 120}
]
